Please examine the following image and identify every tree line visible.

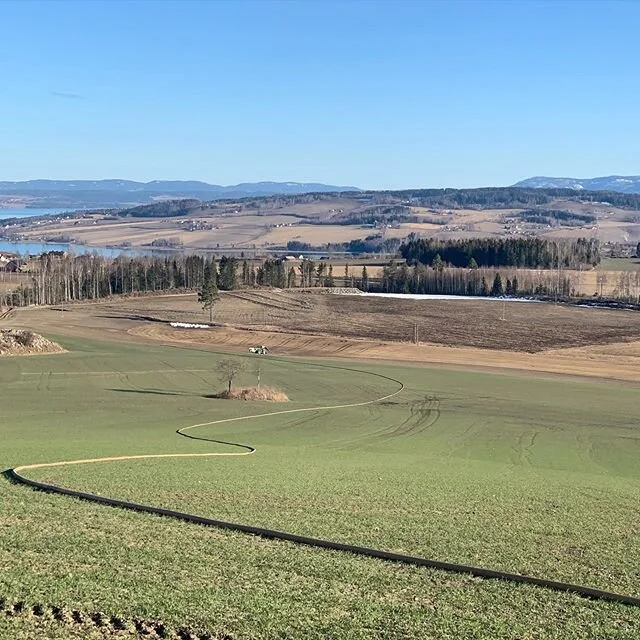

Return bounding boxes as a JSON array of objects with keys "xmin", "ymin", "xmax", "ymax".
[
  {"xmin": 3, "ymin": 248, "xmax": 638, "ymax": 312},
  {"xmin": 374, "ymin": 261, "xmax": 577, "ymax": 298},
  {"xmin": 0, "ymin": 253, "xmax": 337, "ymax": 309},
  {"xmin": 399, "ymin": 237, "xmax": 600, "ymax": 269}
]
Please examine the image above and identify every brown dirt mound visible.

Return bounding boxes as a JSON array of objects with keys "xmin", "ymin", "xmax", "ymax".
[
  {"xmin": 0, "ymin": 329, "xmax": 64, "ymax": 357},
  {"xmin": 213, "ymin": 386, "xmax": 289, "ymax": 402}
]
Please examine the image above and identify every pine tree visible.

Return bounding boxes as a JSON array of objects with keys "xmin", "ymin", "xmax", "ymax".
[
  {"xmin": 491, "ymin": 272, "xmax": 504, "ymax": 296},
  {"xmin": 198, "ymin": 262, "xmax": 219, "ymax": 322},
  {"xmin": 361, "ymin": 267, "xmax": 369, "ymax": 292},
  {"xmin": 467, "ymin": 257, "xmax": 479, "ymax": 269},
  {"xmin": 480, "ymin": 276, "xmax": 489, "ymax": 296},
  {"xmin": 325, "ymin": 265, "xmax": 335, "ymax": 287},
  {"xmin": 505, "ymin": 278, "xmax": 512, "ymax": 295},
  {"xmin": 512, "ymin": 275, "xmax": 518, "ymax": 294},
  {"xmin": 287, "ymin": 266, "xmax": 296, "ymax": 288}
]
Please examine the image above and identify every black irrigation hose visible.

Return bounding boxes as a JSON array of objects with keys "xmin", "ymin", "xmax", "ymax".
[
  {"xmin": 6, "ymin": 361, "xmax": 640, "ymax": 609},
  {"xmin": 6, "ymin": 466, "xmax": 640, "ymax": 608}
]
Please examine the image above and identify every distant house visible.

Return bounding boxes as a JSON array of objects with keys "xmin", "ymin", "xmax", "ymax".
[{"xmin": 3, "ymin": 259, "xmax": 27, "ymax": 273}]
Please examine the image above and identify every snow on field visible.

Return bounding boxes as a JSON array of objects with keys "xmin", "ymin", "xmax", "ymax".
[
  {"xmin": 170, "ymin": 322, "xmax": 212, "ymax": 329},
  {"xmin": 359, "ymin": 293, "xmax": 539, "ymax": 302}
]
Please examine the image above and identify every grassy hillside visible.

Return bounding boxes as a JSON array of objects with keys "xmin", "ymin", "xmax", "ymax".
[{"xmin": 1, "ymin": 336, "xmax": 639, "ymax": 638}]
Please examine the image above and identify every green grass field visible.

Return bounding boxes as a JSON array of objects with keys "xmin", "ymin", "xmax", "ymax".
[{"xmin": 1, "ymin": 336, "xmax": 639, "ymax": 639}]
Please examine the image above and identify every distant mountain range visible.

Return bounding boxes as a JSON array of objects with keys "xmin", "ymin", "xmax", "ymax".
[
  {"xmin": 513, "ymin": 175, "xmax": 640, "ymax": 194},
  {"xmin": 0, "ymin": 179, "xmax": 360, "ymax": 208}
]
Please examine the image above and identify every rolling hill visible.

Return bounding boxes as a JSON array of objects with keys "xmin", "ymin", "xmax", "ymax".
[
  {"xmin": 514, "ymin": 175, "xmax": 640, "ymax": 194},
  {"xmin": 0, "ymin": 179, "xmax": 360, "ymax": 208}
]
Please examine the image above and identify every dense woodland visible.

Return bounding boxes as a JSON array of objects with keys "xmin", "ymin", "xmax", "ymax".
[
  {"xmin": 287, "ymin": 235, "xmax": 404, "ymax": 255},
  {"xmin": 116, "ymin": 199, "xmax": 202, "ymax": 218},
  {"xmin": 311, "ymin": 205, "xmax": 422, "ymax": 226},
  {"xmin": 400, "ymin": 237, "xmax": 600, "ymax": 269},
  {"xmin": 514, "ymin": 209, "xmax": 596, "ymax": 227}
]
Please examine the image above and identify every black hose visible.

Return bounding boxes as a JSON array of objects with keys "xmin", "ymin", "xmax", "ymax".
[{"xmin": 5, "ymin": 467, "xmax": 640, "ymax": 607}]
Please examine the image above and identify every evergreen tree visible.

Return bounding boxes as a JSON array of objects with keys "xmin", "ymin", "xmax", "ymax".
[
  {"xmin": 218, "ymin": 256, "xmax": 238, "ymax": 290},
  {"xmin": 505, "ymin": 278, "xmax": 512, "ymax": 295},
  {"xmin": 287, "ymin": 266, "xmax": 297, "ymax": 288},
  {"xmin": 467, "ymin": 257, "xmax": 479, "ymax": 269},
  {"xmin": 491, "ymin": 272, "xmax": 504, "ymax": 296},
  {"xmin": 512, "ymin": 275, "xmax": 518, "ymax": 294},
  {"xmin": 198, "ymin": 262, "xmax": 219, "ymax": 322},
  {"xmin": 361, "ymin": 266, "xmax": 369, "ymax": 292},
  {"xmin": 480, "ymin": 276, "xmax": 489, "ymax": 296},
  {"xmin": 325, "ymin": 265, "xmax": 335, "ymax": 287}
]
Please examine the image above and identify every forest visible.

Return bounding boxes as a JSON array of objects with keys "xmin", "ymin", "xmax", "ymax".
[
  {"xmin": 514, "ymin": 209, "xmax": 596, "ymax": 227},
  {"xmin": 399, "ymin": 237, "xmax": 600, "ymax": 269}
]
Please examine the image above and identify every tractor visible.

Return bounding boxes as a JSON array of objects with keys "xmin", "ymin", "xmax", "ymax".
[{"xmin": 249, "ymin": 345, "xmax": 269, "ymax": 355}]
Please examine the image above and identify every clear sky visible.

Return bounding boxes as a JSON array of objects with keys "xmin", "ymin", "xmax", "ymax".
[{"xmin": 1, "ymin": 0, "xmax": 638, "ymax": 189}]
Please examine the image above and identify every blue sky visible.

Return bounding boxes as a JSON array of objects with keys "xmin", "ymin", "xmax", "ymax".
[{"xmin": 1, "ymin": 0, "xmax": 638, "ymax": 189}]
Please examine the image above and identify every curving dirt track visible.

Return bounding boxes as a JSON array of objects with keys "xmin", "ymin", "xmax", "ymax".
[{"xmin": 8, "ymin": 358, "xmax": 640, "ymax": 609}]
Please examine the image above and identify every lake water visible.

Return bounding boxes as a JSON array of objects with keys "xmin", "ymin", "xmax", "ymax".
[
  {"xmin": 0, "ymin": 208, "xmax": 179, "ymax": 257},
  {"xmin": 0, "ymin": 208, "xmax": 74, "ymax": 220},
  {"xmin": 0, "ymin": 240, "xmax": 163, "ymax": 258}
]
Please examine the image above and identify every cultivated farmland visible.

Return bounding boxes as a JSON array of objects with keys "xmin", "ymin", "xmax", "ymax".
[
  {"xmin": 0, "ymin": 330, "xmax": 640, "ymax": 638},
  {"xmin": 1, "ymin": 298, "xmax": 640, "ymax": 638}
]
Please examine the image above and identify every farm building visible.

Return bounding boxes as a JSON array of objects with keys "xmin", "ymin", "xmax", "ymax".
[{"xmin": 1, "ymin": 259, "xmax": 27, "ymax": 273}]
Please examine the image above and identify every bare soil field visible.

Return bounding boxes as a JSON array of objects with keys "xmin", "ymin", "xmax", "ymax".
[
  {"xmin": 99, "ymin": 290, "xmax": 640, "ymax": 352},
  {"xmin": 6, "ymin": 291, "xmax": 640, "ymax": 383}
]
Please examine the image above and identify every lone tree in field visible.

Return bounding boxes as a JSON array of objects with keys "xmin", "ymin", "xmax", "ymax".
[
  {"xmin": 198, "ymin": 262, "xmax": 219, "ymax": 322},
  {"xmin": 217, "ymin": 359, "xmax": 245, "ymax": 393}
]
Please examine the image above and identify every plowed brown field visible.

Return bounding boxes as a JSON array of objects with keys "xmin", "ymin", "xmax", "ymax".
[{"xmin": 5, "ymin": 290, "xmax": 640, "ymax": 383}]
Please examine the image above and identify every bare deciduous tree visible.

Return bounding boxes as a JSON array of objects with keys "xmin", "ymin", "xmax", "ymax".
[{"xmin": 217, "ymin": 359, "xmax": 245, "ymax": 393}]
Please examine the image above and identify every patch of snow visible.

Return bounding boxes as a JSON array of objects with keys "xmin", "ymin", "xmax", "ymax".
[
  {"xmin": 170, "ymin": 322, "xmax": 212, "ymax": 329},
  {"xmin": 360, "ymin": 293, "xmax": 538, "ymax": 302}
]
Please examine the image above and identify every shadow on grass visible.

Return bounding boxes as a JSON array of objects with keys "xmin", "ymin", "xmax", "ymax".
[
  {"xmin": 2, "ymin": 468, "xmax": 18, "ymax": 483},
  {"xmin": 96, "ymin": 313, "xmax": 167, "ymax": 323},
  {"xmin": 106, "ymin": 388, "xmax": 203, "ymax": 397}
]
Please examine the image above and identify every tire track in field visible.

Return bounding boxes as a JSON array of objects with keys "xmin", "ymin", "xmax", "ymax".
[{"xmin": 7, "ymin": 359, "xmax": 640, "ymax": 610}]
